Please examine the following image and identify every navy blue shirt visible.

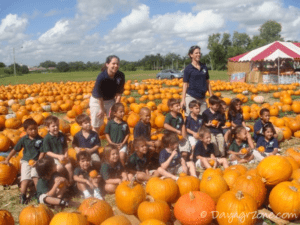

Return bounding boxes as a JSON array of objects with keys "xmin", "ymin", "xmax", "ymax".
[
  {"xmin": 92, "ymin": 70, "xmax": 125, "ymax": 100},
  {"xmin": 186, "ymin": 114, "xmax": 203, "ymax": 133},
  {"xmin": 183, "ymin": 63, "xmax": 209, "ymax": 99},
  {"xmin": 256, "ymin": 137, "xmax": 278, "ymax": 153},
  {"xmin": 193, "ymin": 141, "xmax": 214, "ymax": 161},
  {"xmin": 228, "ymin": 112, "xmax": 244, "ymax": 126},
  {"xmin": 253, "ymin": 119, "xmax": 264, "ymax": 141},
  {"xmin": 72, "ymin": 130, "xmax": 101, "ymax": 148},
  {"xmin": 159, "ymin": 149, "xmax": 181, "ymax": 168},
  {"xmin": 202, "ymin": 108, "xmax": 223, "ymax": 134},
  {"xmin": 134, "ymin": 121, "xmax": 151, "ymax": 141}
]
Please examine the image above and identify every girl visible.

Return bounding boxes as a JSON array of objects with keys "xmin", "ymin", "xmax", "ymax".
[
  {"xmin": 100, "ymin": 145, "xmax": 129, "ymax": 194},
  {"xmin": 228, "ymin": 126, "xmax": 254, "ymax": 164},
  {"xmin": 253, "ymin": 123, "xmax": 279, "ymax": 162},
  {"xmin": 194, "ymin": 127, "xmax": 229, "ymax": 169},
  {"xmin": 228, "ymin": 98, "xmax": 255, "ymax": 149},
  {"xmin": 105, "ymin": 103, "xmax": 130, "ymax": 167}
]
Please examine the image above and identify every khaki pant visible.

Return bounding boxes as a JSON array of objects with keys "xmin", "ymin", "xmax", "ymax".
[
  {"xmin": 211, "ymin": 133, "xmax": 225, "ymax": 157},
  {"xmin": 185, "ymin": 94, "xmax": 207, "ymax": 116},
  {"xmin": 21, "ymin": 160, "xmax": 38, "ymax": 182}
]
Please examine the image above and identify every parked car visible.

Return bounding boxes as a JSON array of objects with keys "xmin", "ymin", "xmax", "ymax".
[{"xmin": 156, "ymin": 69, "xmax": 183, "ymax": 79}]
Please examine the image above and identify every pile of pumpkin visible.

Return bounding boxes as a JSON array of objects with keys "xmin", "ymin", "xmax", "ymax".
[{"xmin": 2, "ymin": 151, "xmax": 300, "ymax": 224}]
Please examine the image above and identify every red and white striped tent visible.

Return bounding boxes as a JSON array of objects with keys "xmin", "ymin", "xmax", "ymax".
[{"xmin": 229, "ymin": 41, "xmax": 300, "ymax": 62}]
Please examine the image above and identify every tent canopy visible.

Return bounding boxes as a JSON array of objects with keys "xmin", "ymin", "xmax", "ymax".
[{"xmin": 229, "ymin": 41, "xmax": 300, "ymax": 62}]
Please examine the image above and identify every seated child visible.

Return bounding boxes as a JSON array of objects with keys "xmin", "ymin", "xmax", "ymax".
[
  {"xmin": 164, "ymin": 98, "xmax": 186, "ymax": 138},
  {"xmin": 219, "ymin": 100, "xmax": 231, "ymax": 147},
  {"xmin": 36, "ymin": 156, "xmax": 78, "ymax": 207},
  {"xmin": 42, "ymin": 116, "xmax": 73, "ymax": 184},
  {"xmin": 228, "ymin": 126, "xmax": 254, "ymax": 164},
  {"xmin": 105, "ymin": 103, "xmax": 130, "ymax": 167},
  {"xmin": 194, "ymin": 127, "xmax": 229, "ymax": 169},
  {"xmin": 72, "ymin": 114, "xmax": 101, "ymax": 170},
  {"xmin": 159, "ymin": 133, "xmax": 196, "ymax": 180},
  {"xmin": 3, "ymin": 118, "xmax": 44, "ymax": 204},
  {"xmin": 73, "ymin": 151, "xmax": 103, "ymax": 199},
  {"xmin": 253, "ymin": 123, "xmax": 279, "ymax": 162},
  {"xmin": 134, "ymin": 107, "xmax": 161, "ymax": 153},
  {"xmin": 202, "ymin": 95, "xmax": 225, "ymax": 157},
  {"xmin": 100, "ymin": 145, "xmax": 129, "ymax": 194},
  {"xmin": 253, "ymin": 108, "xmax": 277, "ymax": 142}
]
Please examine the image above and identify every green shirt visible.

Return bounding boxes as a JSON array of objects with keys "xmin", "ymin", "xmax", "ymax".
[
  {"xmin": 229, "ymin": 140, "xmax": 249, "ymax": 153},
  {"xmin": 100, "ymin": 162, "xmax": 124, "ymax": 181},
  {"xmin": 14, "ymin": 135, "xmax": 43, "ymax": 161},
  {"xmin": 164, "ymin": 112, "xmax": 184, "ymax": 133},
  {"xmin": 36, "ymin": 178, "xmax": 50, "ymax": 201},
  {"xmin": 127, "ymin": 152, "xmax": 149, "ymax": 172},
  {"xmin": 105, "ymin": 119, "xmax": 129, "ymax": 143},
  {"xmin": 42, "ymin": 132, "xmax": 68, "ymax": 155}
]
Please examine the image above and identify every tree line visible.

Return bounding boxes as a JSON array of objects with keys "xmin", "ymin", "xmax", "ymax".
[{"xmin": 1, "ymin": 20, "xmax": 294, "ymax": 75}]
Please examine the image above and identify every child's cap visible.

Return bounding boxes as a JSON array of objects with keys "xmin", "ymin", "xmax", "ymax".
[{"xmin": 178, "ymin": 138, "xmax": 191, "ymax": 153}]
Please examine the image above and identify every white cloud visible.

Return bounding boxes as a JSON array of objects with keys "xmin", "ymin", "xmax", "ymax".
[
  {"xmin": 44, "ymin": 9, "xmax": 60, "ymax": 17},
  {"xmin": 0, "ymin": 14, "xmax": 28, "ymax": 42}
]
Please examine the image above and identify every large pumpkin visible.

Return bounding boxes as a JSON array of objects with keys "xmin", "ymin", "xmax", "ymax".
[
  {"xmin": 78, "ymin": 198, "xmax": 113, "ymax": 225},
  {"xmin": 216, "ymin": 191, "xmax": 257, "ymax": 225},
  {"xmin": 174, "ymin": 191, "xmax": 216, "ymax": 225},
  {"xmin": 285, "ymin": 156, "xmax": 300, "ymax": 170},
  {"xmin": 257, "ymin": 155, "xmax": 292, "ymax": 186},
  {"xmin": 269, "ymin": 181, "xmax": 300, "ymax": 221},
  {"xmin": 19, "ymin": 204, "xmax": 53, "ymax": 225},
  {"xmin": 146, "ymin": 177, "xmax": 179, "ymax": 203},
  {"xmin": 127, "ymin": 113, "xmax": 140, "ymax": 128},
  {"xmin": 4, "ymin": 118, "xmax": 22, "ymax": 129},
  {"xmin": 139, "ymin": 219, "xmax": 165, "ymax": 225},
  {"xmin": 253, "ymin": 96, "xmax": 264, "ymax": 104},
  {"xmin": 0, "ymin": 163, "xmax": 18, "ymax": 185},
  {"xmin": 222, "ymin": 169, "xmax": 241, "ymax": 189},
  {"xmin": 177, "ymin": 175, "xmax": 200, "ymax": 196},
  {"xmin": 100, "ymin": 215, "xmax": 131, "ymax": 225},
  {"xmin": 0, "ymin": 209, "xmax": 14, "ymax": 225},
  {"xmin": 49, "ymin": 212, "xmax": 88, "ymax": 225},
  {"xmin": 201, "ymin": 168, "xmax": 223, "ymax": 179},
  {"xmin": 154, "ymin": 114, "xmax": 165, "ymax": 128},
  {"xmin": 0, "ymin": 134, "xmax": 10, "ymax": 152},
  {"xmin": 286, "ymin": 148, "xmax": 300, "ymax": 165},
  {"xmin": 115, "ymin": 179, "xmax": 146, "ymax": 215},
  {"xmin": 137, "ymin": 196, "xmax": 170, "ymax": 223}
]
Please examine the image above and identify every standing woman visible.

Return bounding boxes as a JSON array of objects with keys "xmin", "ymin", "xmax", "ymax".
[
  {"xmin": 181, "ymin": 46, "xmax": 212, "ymax": 115},
  {"xmin": 90, "ymin": 55, "xmax": 125, "ymax": 133}
]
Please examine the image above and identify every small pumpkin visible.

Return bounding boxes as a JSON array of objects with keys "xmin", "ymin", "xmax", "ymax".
[
  {"xmin": 223, "ymin": 169, "xmax": 241, "ymax": 189},
  {"xmin": 139, "ymin": 219, "xmax": 166, "ymax": 225},
  {"xmin": 89, "ymin": 170, "xmax": 98, "ymax": 178},
  {"xmin": 101, "ymin": 215, "xmax": 131, "ymax": 225},
  {"xmin": 0, "ymin": 134, "xmax": 11, "ymax": 152},
  {"xmin": 19, "ymin": 204, "xmax": 53, "ymax": 225},
  {"xmin": 201, "ymin": 168, "xmax": 223, "ymax": 180},
  {"xmin": 0, "ymin": 209, "xmax": 14, "ymax": 225},
  {"xmin": 0, "ymin": 163, "xmax": 18, "ymax": 185},
  {"xmin": 200, "ymin": 174, "xmax": 228, "ymax": 203},
  {"xmin": 49, "ymin": 212, "xmax": 88, "ymax": 225},
  {"xmin": 177, "ymin": 175, "xmax": 200, "ymax": 196},
  {"xmin": 253, "ymin": 95, "xmax": 264, "ymax": 104}
]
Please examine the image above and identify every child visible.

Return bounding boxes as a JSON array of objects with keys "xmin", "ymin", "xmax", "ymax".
[
  {"xmin": 164, "ymin": 98, "xmax": 186, "ymax": 138},
  {"xmin": 219, "ymin": 100, "xmax": 231, "ymax": 147},
  {"xmin": 36, "ymin": 156, "xmax": 78, "ymax": 207},
  {"xmin": 2, "ymin": 118, "xmax": 44, "ymax": 204},
  {"xmin": 185, "ymin": 100, "xmax": 203, "ymax": 153},
  {"xmin": 73, "ymin": 151, "xmax": 103, "ymax": 199},
  {"xmin": 228, "ymin": 98, "xmax": 255, "ymax": 149},
  {"xmin": 202, "ymin": 95, "xmax": 225, "ymax": 157},
  {"xmin": 72, "ymin": 114, "xmax": 101, "ymax": 170},
  {"xmin": 194, "ymin": 127, "xmax": 229, "ymax": 169},
  {"xmin": 134, "ymin": 107, "xmax": 161, "ymax": 152},
  {"xmin": 100, "ymin": 144, "xmax": 129, "ymax": 194},
  {"xmin": 228, "ymin": 126, "xmax": 254, "ymax": 164},
  {"xmin": 159, "ymin": 133, "xmax": 197, "ymax": 179},
  {"xmin": 42, "ymin": 115, "xmax": 73, "ymax": 184},
  {"xmin": 253, "ymin": 123, "xmax": 279, "ymax": 162},
  {"xmin": 253, "ymin": 108, "xmax": 277, "ymax": 142},
  {"xmin": 105, "ymin": 103, "xmax": 130, "ymax": 167}
]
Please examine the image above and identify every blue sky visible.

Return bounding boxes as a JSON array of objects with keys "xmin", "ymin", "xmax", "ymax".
[{"xmin": 0, "ymin": 0, "xmax": 300, "ymax": 66}]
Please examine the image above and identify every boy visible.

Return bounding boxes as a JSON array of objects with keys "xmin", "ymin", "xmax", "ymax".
[
  {"xmin": 253, "ymin": 108, "xmax": 277, "ymax": 142},
  {"xmin": 36, "ymin": 156, "xmax": 79, "ymax": 207},
  {"xmin": 202, "ymin": 95, "xmax": 225, "ymax": 157},
  {"xmin": 164, "ymin": 98, "xmax": 186, "ymax": 137},
  {"xmin": 42, "ymin": 115, "xmax": 73, "ymax": 184},
  {"xmin": 73, "ymin": 151, "xmax": 103, "ymax": 199},
  {"xmin": 2, "ymin": 118, "xmax": 44, "ymax": 204},
  {"xmin": 159, "ymin": 132, "xmax": 197, "ymax": 180},
  {"xmin": 72, "ymin": 114, "xmax": 101, "ymax": 170},
  {"xmin": 194, "ymin": 127, "xmax": 229, "ymax": 169}
]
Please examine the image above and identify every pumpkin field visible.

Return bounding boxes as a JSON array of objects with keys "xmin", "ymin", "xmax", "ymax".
[{"xmin": 1, "ymin": 70, "xmax": 300, "ymax": 224}]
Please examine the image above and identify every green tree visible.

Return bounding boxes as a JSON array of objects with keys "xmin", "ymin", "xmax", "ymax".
[
  {"xmin": 259, "ymin": 20, "xmax": 284, "ymax": 43},
  {"xmin": 4, "ymin": 63, "xmax": 28, "ymax": 75},
  {"xmin": 56, "ymin": 61, "xmax": 69, "ymax": 72},
  {"xmin": 21, "ymin": 65, "xmax": 29, "ymax": 74},
  {"xmin": 207, "ymin": 33, "xmax": 227, "ymax": 70},
  {"xmin": 0, "ymin": 62, "xmax": 6, "ymax": 68},
  {"xmin": 232, "ymin": 31, "xmax": 251, "ymax": 48},
  {"xmin": 39, "ymin": 60, "xmax": 56, "ymax": 68}
]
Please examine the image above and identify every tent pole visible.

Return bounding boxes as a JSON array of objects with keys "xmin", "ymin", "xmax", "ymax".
[{"xmin": 278, "ymin": 58, "xmax": 280, "ymax": 84}]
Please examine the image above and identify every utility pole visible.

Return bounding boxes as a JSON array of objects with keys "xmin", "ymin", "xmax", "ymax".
[{"xmin": 13, "ymin": 47, "xmax": 16, "ymax": 77}]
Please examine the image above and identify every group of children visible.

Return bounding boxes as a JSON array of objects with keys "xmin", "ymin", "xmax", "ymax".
[{"xmin": 0, "ymin": 95, "xmax": 279, "ymax": 207}]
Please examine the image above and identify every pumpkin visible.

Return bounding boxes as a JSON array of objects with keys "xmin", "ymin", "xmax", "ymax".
[
  {"xmin": 19, "ymin": 204, "xmax": 53, "ymax": 225},
  {"xmin": 274, "ymin": 126, "xmax": 284, "ymax": 142},
  {"xmin": 216, "ymin": 191, "xmax": 257, "ymax": 225},
  {"xmin": 174, "ymin": 191, "xmax": 216, "ymax": 225},
  {"xmin": 59, "ymin": 119, "xmax": 70, "ymax": 133},
  {"xmin": 257, "ymin": 146, "xmax": 265, "ymax": 153},
  {"xmin": 139, "ymin": 219, "xmax": 166, "ymax": 225},
  {"xmin": 281, "ymin": 126, "xmax": 292, "ymax": 140},
  {"xmin": 78, "ymin": 198, "xmax": 113, "ymax": 225},
  {"xmin": 253, "ymin": 96, "xmax": 264, "ymax": 104},
  {"xmin": 100, "ymin": 215, "xmax": 131, "ymax": 225},
  {"xmin": 115, "ymin": 179, "xmax": 146, "ymax": 214},
  {"xmin": 201, "ymin": 168, "xmax": 223, "ymax": 179},
  {"xmin": 0, "ymin": 163, "xmax": 18, "ymax": 185},
  {"xmin": 200, "ymin": 175, "xmax": 228, "ymax": 203},
  {"xmin": 285, "ymin": 156, "xmax": 300, "ymax": 170},
  {"xmin": 269, "ymin": 181, "xmax": 300, "ymax": 221},
  {"xmin": 49, "ymin": 212, "xmax": 89, "ymax": 225},
  {"xmin": 70, "ymin": 123, "xmax": 81, "ymax": 136},
  {"xmin": 257, "ymin": 155, "xmax": 292, "ymax": 186},
  {"xmin": 291, "ymin": 168, "xmax": 300, "ymax": 180},
  {"xmin": 127, "ymin": 113, "xmax": 140, "ymax": 128},
  {"xmin": 223, "ymin": 170, "xmax": 241, "ymax": 189},
  {"xmin": 5, "ymin": 118, "xmax": 22, "ymax": 129},
  {"xmin": 137, "ymin": 196, "xmax": 170, "ymax": 223},
  {"xmin": 146, "ymin": 177, "xmax": 179, "ymax": 203},
  {"xmin": 0, "ymin": 209, "xmax": 14, "ymax": 225},
  {"xmin": 154, "ymin": 114, "xmax": 165, "ymax": 128},
  {"xmin": 0, "ymin": 134, "xmax": 11, "ymax": 152},
  {"xmin": 89, "ymin": 170, "xmax": 98, "ymax": 178},
  {"xmin": 9, "ymin": 156, "xmax": 21, "ymax": 171},
  {"xmin": 286, "ymin": 148, "xmax": 300, "ymax": 165},
  {"xmin": 177, "ymin": 175, "xmax": 200, "ymax": 196}
]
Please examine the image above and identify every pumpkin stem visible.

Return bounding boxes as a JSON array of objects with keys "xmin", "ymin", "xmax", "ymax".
[
  {"xmin": 289, "ymin": 185, "xmax": 298, "ymax": 192},
  {"xmin": 189, "ymin": 191, "xmax": 195, "ymax": 200},
  {"xmin": 246, "ymin": 176, "xmax": 252, "ymax": 180},
  {"xmin": 146, "ymin": 195, "xmax": 155, "ymax": 202},
  {"xmin": 128, "ymin": 176, "xmax": 136, "ymax": 188},
  {"xmin": 262, "ymin": 178, "xmax": 267, "ymax": 183},
  {"xmin": 89, "ymin": 199, "xmax": 99, "ymax": 206},
  {"xmin": 207, "ymin": 176, "xmax": 212, "ymax": 181},
  {"xmin": 235, "ymin": 191, "xmax": 244, "ymax": 200}
]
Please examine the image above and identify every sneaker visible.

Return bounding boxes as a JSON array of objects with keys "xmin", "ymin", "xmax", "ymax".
[
  {"xmin": 248, "ymin": 160, "xmax": 255, "ymax": 164},
  {"xmin": 19, "ymin": 194, "xmax": 27, "ymax": 205},
  {"xmin": 94, "ymin": 188, "xmax": 103, "ymax": 200},
  {"xmin": 231, "ymin": 160, "xmax": 238, "ymax": 165}
]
